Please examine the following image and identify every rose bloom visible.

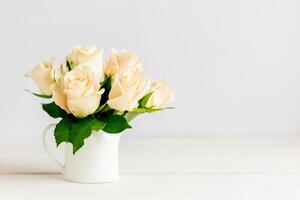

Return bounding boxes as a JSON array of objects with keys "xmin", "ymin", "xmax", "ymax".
[
  {"xmin": 146, "ymin": 80, "xmax": 174, "ymax": 109},
  {"xmin": 52, "ymin": 66, "xmax": 104, "ymax": 118},
  {"xmin": 104, "ymin": 48, "xmax": 142, "ymax": 76},
  {"xmin": 25, "ymin": 58, "xmax": 54, "ymax": 96},
  {"xmin": 66, "ymin": 45, "xmax": 104, "ymax": 83},
  {"xmin": 107, "ymin": 70, "xmax": 151, "ymax": 111}
]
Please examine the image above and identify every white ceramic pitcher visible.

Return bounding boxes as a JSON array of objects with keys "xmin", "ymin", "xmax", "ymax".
[{"xmin": 42, "ymin": 124, "xmax": 121, "ymax": 183}]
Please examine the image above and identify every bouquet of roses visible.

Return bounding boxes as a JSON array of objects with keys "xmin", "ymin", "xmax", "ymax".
[{"xmin": 26, "ymin": 46, "xmax": 174, "ymax": 153}]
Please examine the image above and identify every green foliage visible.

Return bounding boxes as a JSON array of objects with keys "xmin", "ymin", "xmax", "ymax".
[
  {"xmin": 125, "ymin": 107, "xmax": 174, "ymax": 121},
  {"xmin": 120, "ymin": 92, "xmax": 154, "ymax": 122},
  {"xmin": 100, "ymin": 76, "xmax": 112, "ymax": 105},
  {"xmin": 102, "ymin": 115, "xmax": 131, "ymax": 133},
  {"xmin": 66, "ymin": 60, "xmax": 73, "ymax": 71},
  {"xmin": 123, "ymin": 112, "xmax": 139, "ymax": 122},
  {"xmin": 54, "ymin": 116, "xmax": 72, "ymax": 146},
  {"xmin": 41, "ymin": 76, "xmax": 172, "ymax": 154},
  {"xmin": 42, "ymin": 102, "xmax": 66, "ymax": 118},
  {"xmin": 70, "ymin": 117, "xmax": 105, "ymax": 154},
  {"xmin": 95, "ymin": 103, "xmax": 110, "ymax": 114},
  {"xmin": 138, "ymin": 92, "xmax": 153, "ymax": 108},
  {"xmin": 131, "ymin": 107, "xmax": 162, "ymax": 113},
  {"xmin": 25, "ymin": 89, "xmax": 52, "ymax": 99},
  {"xmin": 132, "ymin": 107, "xmax": 174, "ymax": 113},
  {"xmin": 53, "ymin": 114, "xmax": 130, "ymax": 154}
]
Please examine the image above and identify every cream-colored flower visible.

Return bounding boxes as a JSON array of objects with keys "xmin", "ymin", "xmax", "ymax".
[
  {"xmin": 25, "ymin": 58, "xmax": 54, "ymax": 95},
  {"xmin": 52, "ymin": 66, "xmax": 104, "ymax": 118},
  {"xmin": 145, "ymin": 80, "xmax": 174, "ymax": 109},
  {"xmin": 107, "ymin": 71, "xmax": 151, "ymax": 111},
  {"xmin": 104, "ymin": 48, "xmax": 142, "ymax": 76},
  {"xmin": 66, "ymin": 45, "xmax": 104, "ymax": 83}
]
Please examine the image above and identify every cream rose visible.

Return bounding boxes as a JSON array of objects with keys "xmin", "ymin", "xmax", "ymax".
[
  {"xmin": 52, "ymin": 66, "xmax": 104, "ymax": 118},
  {"xmin": 107, "ymin": 71, "xmax": 151, "ymax": 111},
  {"xmin": 25, "ymin": 58, "xmax": 54, "ymax": 95},
  {"xmin": 104, "ymin": 48, "xmax": 142, "ymax": 76},
  {"xmin": 66, "ymin": 45, "xmax": 104, "ymax": 83},
  {"xmin": 145, "ymin": 80, "xmax": 174, "ymax": 109}
]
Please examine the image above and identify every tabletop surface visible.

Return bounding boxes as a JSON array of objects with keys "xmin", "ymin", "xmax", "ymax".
[{"xmin": 1, "ymin": 136, "xmax": 300, "ymax": 199}]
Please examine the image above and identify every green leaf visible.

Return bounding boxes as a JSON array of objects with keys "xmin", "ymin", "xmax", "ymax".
[
  {"xmin": 54, "ymin": 116, "xmax": 72, "ymax": 146},
  {"xmin": 123, "ymin": 112, "xmax": 139, "ymax": 122},
  {"xmin": 42, "ymin": 102, "xmax": 67, "ymax": 118},
  {"xmin": 102, "ymin": 115, "xmax": 131, "ymax": 134},
  {"xmin": 101, "ymin": 75, "xmax": 113, "ymax": 88},
  {"xmin": 70, "ymin": 117, "xmax": 105, "ymax": 154},
  {"xmin": 138, "ymin": 92, "xmax": 153, "ymax": 108},
  {"xmin": 25, "ymin": 89, "xmax": 52, "ymax": 99},
  {"xmin": 124, "ymin": 107, "xmax": 174, "ymax": 122},
  {"xmin": 100, "ymin": 76, "xmax": 112, "ymax": 105},
  {"xmin": 131, "ymin": 107, "xmax": 174, "ymax": 113},
  {"xmin": 66, "ymin": 60, "xmax": 72, "ymax": 71},
  {"xmin": 130, "ymin": 107, "xmax": 162, "ymax": 113},
  {"xmin": 95, "ymin": 103, "xmax": 110, "ymax": 113}
]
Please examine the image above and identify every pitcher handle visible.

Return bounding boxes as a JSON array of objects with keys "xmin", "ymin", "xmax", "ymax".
[{"xmin": 42, "ymin": 124, "xmax": 65, "ymax": 170}]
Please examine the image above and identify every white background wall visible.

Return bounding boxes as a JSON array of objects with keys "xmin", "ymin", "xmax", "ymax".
[{"xmin": 0, "ymin": 0, "xmax": 300, "ymax": 138}]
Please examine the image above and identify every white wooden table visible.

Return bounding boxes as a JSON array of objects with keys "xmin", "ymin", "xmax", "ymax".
[{"xmin": 1, "ymin": 136, "xmax": 300, "ymax": 199}]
